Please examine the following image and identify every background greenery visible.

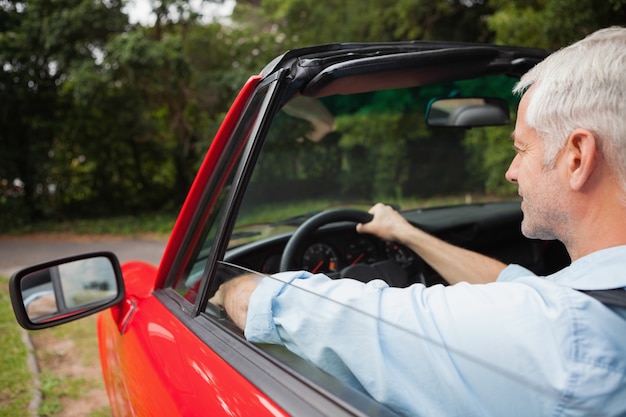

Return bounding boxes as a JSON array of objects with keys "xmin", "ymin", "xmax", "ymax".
[
  {"xmin": 1, "ymin": 0, "xmax": 625, "ymax": 232},
  {"xmin": 0, "ymin": 276, "xmax": 32, "ymax": 416}
]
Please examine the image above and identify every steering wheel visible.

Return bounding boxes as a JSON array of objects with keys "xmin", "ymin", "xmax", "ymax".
[{"xmin": 279, "ymin": 209, "xmax": 409, "ymax": 286}]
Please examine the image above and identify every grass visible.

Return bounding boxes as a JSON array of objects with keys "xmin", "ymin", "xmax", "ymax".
[
  {"xmin": 38, "ymin": 370, "xmax": 88, "ymax": 416},
  {"xmin": 45, "ymin": 315, "xmax": 102, "ymax": 369},
  {"xmin": 30, "ymin": 314, "xmax": 111, "ymax": 417},
  {"xmin": 37, "ymin": 369, "xmax": 106, "ymax": 417},
  {"xmin": 0, "ymin": 276, "xmax": 33, "ymax": 417},
  {"xmin": 2, "ymin": 212, "xmax": 177, "ymax": 237},
  {"xmin": 0, "ymin": 276, "xmax": 111, "ymax": 417}
]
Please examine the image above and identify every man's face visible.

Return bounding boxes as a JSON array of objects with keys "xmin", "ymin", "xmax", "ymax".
[{"xmin": 505, "ymin": 89, "xmax": 568, "ymax": 241}]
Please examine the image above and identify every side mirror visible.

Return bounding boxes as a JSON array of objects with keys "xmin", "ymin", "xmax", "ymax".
[
  {"xmin": 9, "ymin": 252, "xmax": 124, "ymax": 330},
  {"xmin": 426, "ymin": 97, "xmax": 510, "ymax": 127}
]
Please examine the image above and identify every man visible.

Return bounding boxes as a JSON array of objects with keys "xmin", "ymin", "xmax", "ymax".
[{"xmin": 212, "ymin": 27, "xmax": 626, "ymax": 416}]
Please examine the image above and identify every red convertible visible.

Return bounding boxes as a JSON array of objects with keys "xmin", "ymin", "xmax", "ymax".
[{"xmin": 11, "ymin": 40, "xmax": 571, "ymax": 416}]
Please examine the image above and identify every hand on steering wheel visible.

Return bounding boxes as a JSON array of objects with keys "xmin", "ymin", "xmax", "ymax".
[{"xmin": 279, "ymin": 209, "xmax": 409, "ymax": 286}]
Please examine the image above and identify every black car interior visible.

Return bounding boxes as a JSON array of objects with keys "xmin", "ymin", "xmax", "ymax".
[{"xmin": 225, "ymin": 202, "xmax": 570, "ymax": 289}]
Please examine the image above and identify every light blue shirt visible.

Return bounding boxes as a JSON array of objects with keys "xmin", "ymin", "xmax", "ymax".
[{"xmin": 245, "ymin": 246, "xmax": 626, "ymax": 417}]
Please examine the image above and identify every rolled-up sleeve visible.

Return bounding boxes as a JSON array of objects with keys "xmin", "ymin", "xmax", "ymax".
[{"xmin": 244, "ymin": 271, "xmax": 312, "ymax": 344}]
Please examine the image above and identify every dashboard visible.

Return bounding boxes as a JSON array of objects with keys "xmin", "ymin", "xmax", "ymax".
[
  {"xmin": 227, "ymin": 226, "xmax": 420, "ymax": 277},
  {"xmin": 224, "ymin": 202, "xmax": 571, "ymax": 287}
]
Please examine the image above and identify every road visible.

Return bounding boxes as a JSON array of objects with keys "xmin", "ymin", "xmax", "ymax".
[{"xmin": 0, "ymin": 234, "xmax": 167, "ymax": 277}]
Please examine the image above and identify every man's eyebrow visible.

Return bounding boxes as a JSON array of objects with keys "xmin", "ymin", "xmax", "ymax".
[{"xmin": 509, "ymin": 132, "xmax": 523, "ymax": 152}]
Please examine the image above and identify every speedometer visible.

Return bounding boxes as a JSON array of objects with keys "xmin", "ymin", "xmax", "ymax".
[{"xmin": 302, "ymin": 243, "xmax": 339, "ymax": 273}]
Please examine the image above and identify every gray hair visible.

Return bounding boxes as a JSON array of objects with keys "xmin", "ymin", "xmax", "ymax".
[{"xmin": 514, "ymin": 27, "xmax": 626, "ymax": 192}]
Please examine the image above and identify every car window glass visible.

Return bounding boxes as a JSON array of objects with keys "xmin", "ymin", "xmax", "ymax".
[
  {"xmin": 223, "ymin": 74, "xmax": 520, "ymax": 276},
  {"xmin": 174, "ymin": 178, "xmax": 234, "ymax": 302},
  {"xmin": 173, "ymin": 83, "xmax": 272, "ymax": 300}
]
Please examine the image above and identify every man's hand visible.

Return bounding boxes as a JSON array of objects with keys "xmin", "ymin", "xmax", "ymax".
[
  {"xmin": 209, "ymin": 274, "xmax": 261, "ymax": 330},
  {"xmin": 357, "ymin": 202, "xmax": 506, "ymax": 284},
  {"xmin": 356, "ymin": 203, "xmax": 411, "ymax": 244}
]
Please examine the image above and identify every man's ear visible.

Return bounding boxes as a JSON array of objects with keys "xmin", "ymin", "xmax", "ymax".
[{"xmin": 564, "ymin": 128, "xmax": 598, "ymax": 191}]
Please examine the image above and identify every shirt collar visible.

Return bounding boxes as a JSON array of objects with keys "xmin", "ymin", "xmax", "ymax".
[{"xmin": 546, "ymin": 245, "xmax": 626, "ymax": 290}]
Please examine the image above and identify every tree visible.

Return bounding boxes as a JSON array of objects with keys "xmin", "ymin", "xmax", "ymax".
[
  {"xmin": 0, "ymin": 0, "xmax": 232, "ymax": 224},
  {"xmin": 2, "ymin": 0, "xmax": 624, "ymax": 229},
  {"xmin": 0, "ymin": 0, "xmax": 127, "ymax": 225},
  {"xmin": 233, "ymin": 0, "xmax": 494, "ymax": 48},
  {"xmin": 487, "ymin": 0, "xmax": 626, "ymax": 49}
]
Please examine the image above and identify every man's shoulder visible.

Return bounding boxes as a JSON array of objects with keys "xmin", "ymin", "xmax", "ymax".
[
  {"xmin": 498, "ymin": 245, "xmax": 626, "ymax": 291},
  {"xmin": 548, "ymin": 245, "xmax": 626, "ymax": 291}
]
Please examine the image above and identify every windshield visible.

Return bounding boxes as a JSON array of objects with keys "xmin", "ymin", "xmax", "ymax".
[{"xmin": 232, "ymin": 74, "xmax": 520, "ymax": 247}]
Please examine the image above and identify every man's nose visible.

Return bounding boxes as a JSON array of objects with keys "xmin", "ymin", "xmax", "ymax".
[{"xmin": 505, "ymin": 154, "xmax": 519, "ymax": 184}]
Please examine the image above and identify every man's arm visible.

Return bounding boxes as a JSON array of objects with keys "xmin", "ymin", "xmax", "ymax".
[
  {"xmin": 212, "ymin": 203, "xmax": 507, "ymax": 330},
  {"xmin": 209, "ymin": 273, "xmax": 261, "ymax": 330},
  {"xmin": 356, "ymin": 203, "xmax": 506, "ymax": 285}
]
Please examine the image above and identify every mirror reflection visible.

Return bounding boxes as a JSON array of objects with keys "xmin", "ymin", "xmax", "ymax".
[{"xmin": 21, "ymin": 256, "xmax": 118, "ymax": 323}]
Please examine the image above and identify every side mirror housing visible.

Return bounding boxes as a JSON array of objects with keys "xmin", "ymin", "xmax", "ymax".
[{"xmin": 9, "ymin": 252, "xmax": 125, "ymax": 330}]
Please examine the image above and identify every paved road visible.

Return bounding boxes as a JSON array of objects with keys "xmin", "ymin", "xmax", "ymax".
[{"xmin": 0, "ymin": 234, "xmax": 167, "ymax": 277}]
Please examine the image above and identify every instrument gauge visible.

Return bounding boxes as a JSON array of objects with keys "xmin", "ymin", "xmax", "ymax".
[
  {"xmin": 345, "ymin": 237, "xmax": 378, "ymax": 265},
  {"xmin": 384, "ymin": 241, "xmax": 416, "ymax": 268},
  {"xmin": 302, "ymin": 243, "xmax": 339, "ymax": 273}
]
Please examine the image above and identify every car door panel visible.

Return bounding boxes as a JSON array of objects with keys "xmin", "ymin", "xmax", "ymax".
[{"xmin": 97, "ymin": 289, "xmax": 289, "ymax": 417}]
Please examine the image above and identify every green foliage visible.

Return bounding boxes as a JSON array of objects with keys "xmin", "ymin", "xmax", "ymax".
[
  {"xmin": 241, "ymin": 0, "xmax": 494, "ymax": 46},
  {"xmin": 487, "ymin": 0, "xmax": 626, "ymax": 49},
  {"xmin": 0, "ymin": 0, "xmax": 129, "ymax": 222},
  {"xmin": 464, "ymin": 124, "xmax": 518, "ymax": 196},
  {"xmin": 1, "ymin": 0, "xmax": 622, "ymax": 227},
  {"xmin": 245, "ymin": 110, "xmax": 343, "ymax": 204},
  {"xmin": 0, "ymin": 278, "xmax": 32, "ymax": 417},
  {"xmin": 28, "ymin": 0, "xmax": 127, "ymax": 68},
  {"xmin": 0, "ymin": 1, "xmax": 67, "ymax": 222},
  {"xmin": 37, "ymin": 372, "xmax": 98, "ymax": 416},
  {"xmin": 337, "ymin": 112, "xmax": 409, "ymax": 200},
  {"xmin": 3, "ymin": 212, "xmax": 176, "ymax": 236}
]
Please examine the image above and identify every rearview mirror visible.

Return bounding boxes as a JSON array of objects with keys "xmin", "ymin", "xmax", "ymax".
[
  {"xmin": 9, "ymin": 252, "xmax": 124, "ymax": 330},
  {"xmin": 426, "ymin": 97, "xmax": 510, "ymax": 127}
]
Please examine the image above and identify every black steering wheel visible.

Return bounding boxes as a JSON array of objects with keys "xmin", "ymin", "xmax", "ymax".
[{"xmin": 279, "ymin": 209, "xmax": 409, "ymax": 286}]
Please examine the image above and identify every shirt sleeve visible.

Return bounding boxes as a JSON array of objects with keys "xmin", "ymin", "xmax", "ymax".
[
  {"xmin": 244, "ymin": 270, "xmax": 561, "ymax": 415},
  {"xmin": 496, "ymin": 263, "xmax": 537, "ymax": 282},
  {"xmin": 245, "ymin": 270, "xmax": 313, "ymax": 345},
  {"xmin": 246, "ymin": 271, "xmax": 388, "ymax": 389},
  {"xmin": 243, "ymin": 263, "xmax": 626, "ymax": 417}
]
